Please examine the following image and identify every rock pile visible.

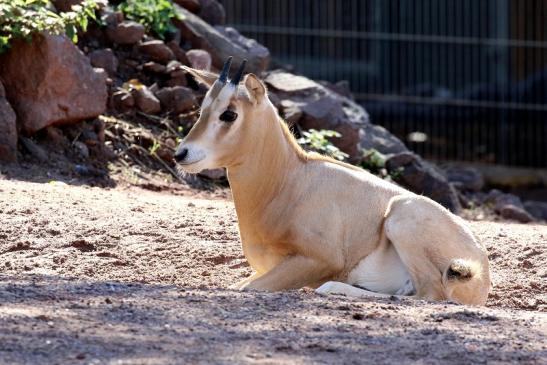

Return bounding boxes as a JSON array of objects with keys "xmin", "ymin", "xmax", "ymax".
[{"xmin": 0, "ymin": 0, "xmax": 544, "ymax": 222}]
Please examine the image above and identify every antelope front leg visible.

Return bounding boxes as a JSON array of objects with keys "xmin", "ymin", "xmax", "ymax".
[
  {"xmin": 229, "ymin": 272, "xmax": 262, "ymax": 290},
  {"xmin": 241, "ymin": 255, "xmax": 329, "ymax": 291}
]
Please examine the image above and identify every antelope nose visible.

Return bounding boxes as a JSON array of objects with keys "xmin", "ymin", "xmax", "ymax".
[{"xmin": 174, "ymin": 148, "xmax": 188, "ymax": 162}]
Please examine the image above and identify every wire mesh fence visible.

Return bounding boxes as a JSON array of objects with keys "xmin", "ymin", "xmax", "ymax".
[{"xmin": 220, "ymin": 0, "xmax": 547, "ymax": 167}]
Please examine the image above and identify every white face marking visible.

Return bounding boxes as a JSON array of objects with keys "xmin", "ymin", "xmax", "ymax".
[{"xmin": 177, "ymin": 84, "xmax": 240, "ymax": 173}]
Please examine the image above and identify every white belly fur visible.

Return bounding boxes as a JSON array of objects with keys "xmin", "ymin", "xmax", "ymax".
[{"xmin": 347, "ymin": 244, "xmax": 413, "ymax": 295}]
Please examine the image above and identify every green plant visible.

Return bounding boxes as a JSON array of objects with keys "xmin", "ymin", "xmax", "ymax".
[
  {"xmin": 149, "ymin": 139, "xmax": 161, "ymax": 155},
  {"xmin": 297, "ymin": 129, "xmax": 349, "ymax": 161},
  {"xmin": 360, "ymin": 148, "xmax": 406, "ymax": 180},
  {"xmin": 360, "ymin": 149, "xmax": 387, "ymax": 175},
  {"xmin": 0, "ymin": 0, "xmax": 98, "ymax": 53},
  {"xmin": 118, "ymin": 0, "xmax": 182, "ymax": 40}
]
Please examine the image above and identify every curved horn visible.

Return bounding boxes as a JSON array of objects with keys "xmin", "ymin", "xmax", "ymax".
[
  {"xmin": 218, "ymin": 56, "xmax": 233, "ymax": 84},
  {"xmin": 230, "ymin": 59, "xmax": 247, "ymax": 86}
]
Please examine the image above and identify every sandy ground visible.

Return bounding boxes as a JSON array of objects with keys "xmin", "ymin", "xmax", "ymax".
[{"xmin": 0, "ymin": 178, "xmax": 546, "ymax": 364}]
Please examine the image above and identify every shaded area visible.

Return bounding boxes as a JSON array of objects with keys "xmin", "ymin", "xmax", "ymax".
[{"xmin": 0, "ymin": 275, "xmax": 545, "ymax": 365}]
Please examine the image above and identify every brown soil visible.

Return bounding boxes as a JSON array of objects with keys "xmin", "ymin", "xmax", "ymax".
[{"xmin": 0, "ymin": 176, "xmax": 546, "ymax": 364}]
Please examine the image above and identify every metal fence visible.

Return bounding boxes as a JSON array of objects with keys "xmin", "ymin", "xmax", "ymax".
[{"xmin": 220, "ymin": 0, "xmax": 547, "ymax": 167}]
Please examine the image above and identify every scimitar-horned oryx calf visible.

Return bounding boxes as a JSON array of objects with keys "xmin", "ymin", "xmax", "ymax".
[{"xmin": 174, "ymin": 57, "xmax": 491, "ymax": 305}]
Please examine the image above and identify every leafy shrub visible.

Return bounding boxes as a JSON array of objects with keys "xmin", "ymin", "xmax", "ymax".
[
  {"xmin": 297, "ymin": 129, "xmax": 349, "ymax": 161},
  {"xmin": 0, "ymin": 0, "xmax": 98, "ymax": 53},
  {"xmin": 117, "ymin": 0, "xmax": 182, "ymax": 40},
  {"xmin": 360, "ymin": 149, "xmax": 387, "ymax": 175}
]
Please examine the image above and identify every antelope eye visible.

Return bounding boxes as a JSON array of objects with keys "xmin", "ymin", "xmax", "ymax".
[{"xmin": 219, "ymin": 110, "xmax": 237, "ymax": 122}]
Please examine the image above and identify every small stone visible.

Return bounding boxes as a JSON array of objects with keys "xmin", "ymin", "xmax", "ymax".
[
  {"xmin": 166, "ymin": 60, "xmax": 184, "ymax": 74},
  {"xmin": 143, "ymin": 61, "xmax": 167, "ymax": 74},
  {"xmin": 19, "ymin": 137, "xmax": 48, "ymax": 162},
  {"xmin": 155, "ymin": 86, "xmax": 196, "ymax": 114},
  {"xmin": 111, "ymin": 90, "xmax": 135, "ymax": 112},
  {"xmin": 499, "ymin": 205, "xmax": 534, "ymax": 223},
  {"xmin": 133, "ymin": 87, "xmax": 161, "ymax": 114},
  {"xmin": 186, "ymin": 49, "xmax": 212, "ymax": 71},
  {"xmin": 138, "ymin": 40, "xmax": 175, "ymax": 64},
  {"xmin": 88, "ymin": 48, "xmax": 118, "ymax": 76},
  {"xmin": 156, "ymin": 147, "xmax": 174, "ymax": 162},
  {"xmin": 106, "ymin": 21, "xmax": 145, "ymax": 45},
  {"xmin": 81, "ymin": 128, "xmax": 99, "ymax": 147},
  {"xmin": 74, "ymin": 141, "xmax": 90, "ymax": 159},
  {"xmin": 198, "ymin": 168, "xmax": 226, "ymax": 180}
]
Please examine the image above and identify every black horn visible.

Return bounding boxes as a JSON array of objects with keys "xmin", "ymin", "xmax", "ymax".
[
  {"xmin": 218, "ymin": 56, "xmax": 233, "ymax": 84},
  {"xmin": 230, "ymin": 59, "xmax": 247, "ymax": 86}
]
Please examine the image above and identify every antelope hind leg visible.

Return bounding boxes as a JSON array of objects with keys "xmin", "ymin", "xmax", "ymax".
[{"xmin": 316, "ymin": 281, "xmax": 399, "ymax": 299}]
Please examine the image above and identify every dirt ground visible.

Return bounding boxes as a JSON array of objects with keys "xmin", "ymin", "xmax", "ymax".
[{"xmin": 0, "ymin": 174, "xmax": 546, "ymax": 364}]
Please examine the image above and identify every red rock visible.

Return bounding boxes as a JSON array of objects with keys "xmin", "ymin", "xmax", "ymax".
[
  {"xmin": 106, "ymin": 21, "xmax": 145, "ymax": 45},
  {"xmin": 138, "ymin": 40, "xmax": 175, "ymax": 64},
  {"xmin": 186, "ymin": 49, "xmax": 212, "ymax": 71},
  {"xmin": 155, "ymin": 86, "xmax": 196, "ymax": 114},
  {"xmin": 0, "ymin": 81, "xmax": 17, "ymax": 162},
  {"xmin": 0, "ymin": 34, "xmax": 107, "ymax": 134},
  {"xmin": 88, "ymin": 48, "xmax": 118, "ymax": 76},
  {"xmin": 132, "ymin": 87, "xmax": 161, "ymax": 114},
  {"xmin": 143, "ymin": 62, "xmax": 167, "ymax": 74}
]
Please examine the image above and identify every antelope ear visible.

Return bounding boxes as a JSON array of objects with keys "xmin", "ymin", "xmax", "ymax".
[
  {"xmin": 243, "ymin": 73, "xmax": 267, "ymax": 104},
  {"xmin": 182, "ymin": 66, "xmax": 217, "ymax": 88}
]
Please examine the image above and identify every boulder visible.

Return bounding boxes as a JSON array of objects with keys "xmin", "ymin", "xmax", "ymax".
[
  {"xmin": 173, "ymin": 0, "xmax": 201, "ymax": 13},
  {"xmin": 215, "ymin": 27, "xmax": 270, "ymax": 72},
  {"xmin": 523, "ymin": 201, "xmax": 547, "ymax": 221},
  {"xmin": 0, "ymin": 81, "xmax": 17, "ymax": 162},
  {"xmin": 264, "ymin": 70, "xmax": 407, "ymax": 161},
  {"xmin": 155, "ymin": 86, "xmax": 196, "ymax": 114},
  {"xmin": 106, "ymin": 21, "xmax": 145, "ymax": 45},
  {"xmin": 186, "ymin": 49, "xmax": 212, "ymax": 71},
  {"xmin": 198, "ymin": 0, "xmax": 225, "ymax": 25},
  {"xmin": 138, "ymin": 40, "xmax": 175, "ymax": 64},
  {"xmin": 386, "ymin": 152, "xmax": 461, "ymax": 213},
  {"xmin": 0, "ymin": 34, "xmax": 107, "ymax": 134},
  {"xmin": 173, "ymin": 5, "xmax": 269, "ymax": 74},
  {"xmin": 320, "ymin": 80, "xmax": 354, "ymax": 100},
  {"xmin": 88, "ymin": 48, "xmax": 118, "ymax": 76},
  {"xmin": 443, "ymin": 166, "xmax": 484, "ymax": 192},
  {"xmin": 484, "ymin": 189, "xmax": 524, "ymax": 211},
  {"xmin": 484, "ymin": 189, "xmax": 535, "ymax": 223},
  {"xmin": 132, "ymin": 86, "xmax": 161, "ymax": 114},
  {"xmin": 359, "ymin": 124, "xmax": 408, "ymax": 156}
]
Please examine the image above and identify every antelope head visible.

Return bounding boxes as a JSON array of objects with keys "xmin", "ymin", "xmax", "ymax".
[{"xmin": 174, "ymin": 57, "xmax": 270, "ymax": 173}]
